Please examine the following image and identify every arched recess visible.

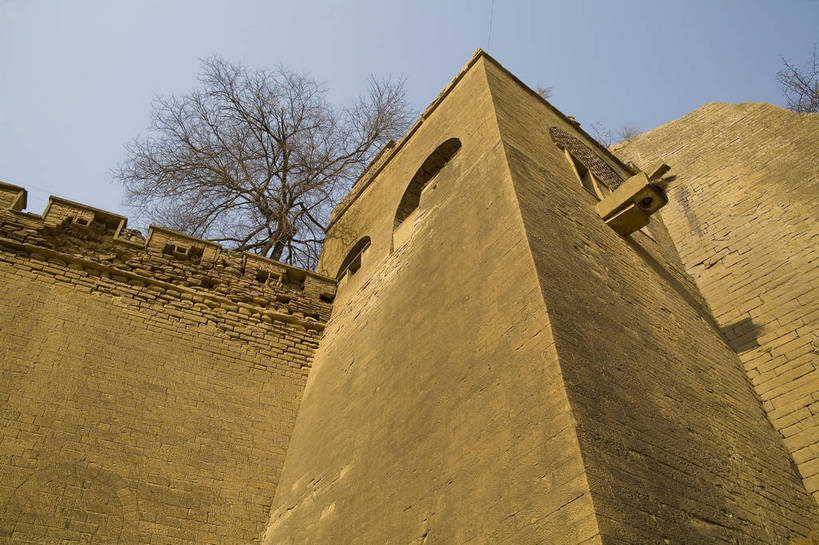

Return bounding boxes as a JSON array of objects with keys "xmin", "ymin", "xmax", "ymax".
[
  {"xmin": 336, "ymin": 236, "xmax": 371, "ymax": 280},
  {"xmin": 394, "ymin": 138, "xmax": 462, "ymax": 229}
]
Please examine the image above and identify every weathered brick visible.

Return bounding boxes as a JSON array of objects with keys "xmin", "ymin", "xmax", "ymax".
[
  {"xmin": 0, "ymin": 200, "xmax": 334, "ymax": 544},
  {"xmin": 261, "ymin": 53, "xmax": 819, "ymax": 545}
]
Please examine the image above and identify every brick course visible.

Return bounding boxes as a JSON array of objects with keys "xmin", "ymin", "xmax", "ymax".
[
  {"xmin": 260, "ymin": 52, "xmax": 819, "ymax": 545},
  {"xmin": 2, "ymin": 53, "xmax": 817, "ymax": 545}
]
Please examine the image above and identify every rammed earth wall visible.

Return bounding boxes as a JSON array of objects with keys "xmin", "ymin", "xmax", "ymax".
[{"xmin": 0, "ymin": 185, "xmax": 334, "ymax": 545}]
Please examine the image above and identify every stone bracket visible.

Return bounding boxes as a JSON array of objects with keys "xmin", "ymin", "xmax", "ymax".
[{"xmin": 596, "ymin": 170, "xmax": 669, "ymax": 236}]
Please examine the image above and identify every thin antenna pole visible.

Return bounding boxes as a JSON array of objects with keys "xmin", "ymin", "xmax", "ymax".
[{"xmin": 488, "ymin": 0, "xmax": 495, "ymax": 50}]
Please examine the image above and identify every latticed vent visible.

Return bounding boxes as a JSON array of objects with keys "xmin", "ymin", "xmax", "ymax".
[{"xmin": 549, "ymin": 127, "xmax": 623, "ymax": 191}]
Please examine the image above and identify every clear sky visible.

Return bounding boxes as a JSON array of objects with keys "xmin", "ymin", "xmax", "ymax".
[{"xmin": 1, "ymin": 0, "xmax": 817, "ymax": 222}]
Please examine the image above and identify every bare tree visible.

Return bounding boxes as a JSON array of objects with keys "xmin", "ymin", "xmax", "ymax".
[
  {"xmin": 777, "ymin": 46, "xmax": 819, "ymax": 113},
  {"xmin": 616, "ymin": 123, "xmax": 641, "ymax": 142},
  {"xmin": 590, "ymin": 121, "xmax": 641, "ymax": 147},
  {"xmin": 590, "ymin": 121, "xmax": 613, "ymax": 147},
  {"xmin": 114, "ymin": 56, "xmax": 412, "ymax": 269},
  {"xmin": 536, "ymin": 86, "xmax": 553, "ymax": 100}
]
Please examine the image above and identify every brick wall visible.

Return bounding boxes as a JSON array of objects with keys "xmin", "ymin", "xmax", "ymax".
[
  {"xmin": 262, "ymin": 54, "xmax": 602, "ymax": 545},
  {"xmin": 485, "ymin": 62, "xmax": 818, "ymax": 544},
  {"xmin": 0, "ymin": 189, "xmax": 334, "ymax": 544},
  {"xmin": 614, "ymin": 103, "xmax": 819, "ymax": 504},
  {"xmin": 261, "ymin": 52, "xmax": 818, "ymax": 545}
]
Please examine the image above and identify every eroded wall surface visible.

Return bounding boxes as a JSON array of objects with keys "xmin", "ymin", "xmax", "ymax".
[
  {"xmin": 614, "ymin": 103, "xmax": 819, "ymax": 503},
  {"xmin": 0, "ymin": 191, "xmax": 334, "ymax": 544}
]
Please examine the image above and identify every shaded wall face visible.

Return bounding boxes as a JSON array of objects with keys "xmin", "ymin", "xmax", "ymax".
[
  {"xmin": 484, "ymin": 62, "xmax": 819, "ymax": 542},
  {"xmin": 614, "ymin": 103, "xmax": 819, "ymax": 504},
  {"xmin": 263, "ymin": 59, "xmax": 601, "ymax": 545},
  {"xmin": 0, "ymin": 207, "xmax": 331, "ymax": 544}
]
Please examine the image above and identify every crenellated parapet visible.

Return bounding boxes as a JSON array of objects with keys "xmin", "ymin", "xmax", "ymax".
[
  {"xmin": 146, "ymin": 225, "xmax": 222, "ymax": 264},
  {"xmin": 0, "ymin": 184, "xmax": 336, "ymax": 328},
  {"xmin": 0, "ymin": 180, "xmax": 27, "ymax": 211}
]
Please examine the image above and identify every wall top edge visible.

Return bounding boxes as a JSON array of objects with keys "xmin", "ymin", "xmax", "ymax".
[{"xmin": 1, "ymin": 187, "xmax": 335, "ymax": 286}]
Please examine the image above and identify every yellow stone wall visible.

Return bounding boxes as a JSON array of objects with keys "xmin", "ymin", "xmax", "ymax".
[
  {"xmin": 261, "ymin": 52, "xmax": 818, "ymax": 544},
  {"xmin": 0, "ymin": 194, "xmax": 334, "ymax": 544},
  {"xmin": 1, "ymin": 52, "xmax": 817, "ymax": 545},
  {"xmin": 488, "ymin": 63, "xmax": 818, "ymax": 544},
  {"xmin": 263, "ymin": 55, "xmax": 601, "ymax": 545},
  {"xmin": 614, "ymin": 103, "xmax": 819, "ymax": 504}
]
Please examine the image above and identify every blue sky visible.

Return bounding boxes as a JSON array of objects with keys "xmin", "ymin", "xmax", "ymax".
[{"xmin": 1, "ymin": 0, "xmax": 817, "ymax": 221}]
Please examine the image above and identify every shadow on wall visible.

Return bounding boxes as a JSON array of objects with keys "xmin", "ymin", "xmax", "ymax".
[
  {"xmin": 626, "ymin": 236, "xmax": 720, "ymax": 333},
  {"xmin": 674, "ymin": 184, "xmax": 703, "ymax": 238},
  {"xmin": 627, "ymin": 236, "xmax": 763, "ymax": 354},
  {"xmin": 718, "ymin": 316, "xmax": 761, "ymax": 354}
]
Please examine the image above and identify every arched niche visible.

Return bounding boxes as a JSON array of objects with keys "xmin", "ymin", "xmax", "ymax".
[
  {"xmin": 335, "ymin": 236, "xmax": 371, "ymax": 280},
  {"xmin": 394, "ymin": 138, "xmax": 462, "ymax": 229}
]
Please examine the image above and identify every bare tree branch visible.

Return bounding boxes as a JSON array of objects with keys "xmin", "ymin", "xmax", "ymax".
[
  {"xmin": 777, "ymin": 46, "xmax": 819, "ymax": 113},
  {"xmin": 536, "ymin": 86, "xmax": 553, "ymax": 100},
  {"xmin": 616, "ymin": 124, "xmax": 641, "ymax": 142},
  {"xmin": 590, "ymin": 121, "xmax": 642, "ymax": 147},
  {"xmin": 114, "ymin": 56, "xmax": 413, "ymax": 269},
  {"xmin": 590, "ymin": 121, "xmax": 613, "ymax": 147}
]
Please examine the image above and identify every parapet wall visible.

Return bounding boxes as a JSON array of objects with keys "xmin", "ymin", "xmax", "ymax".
[{"xmin": 0, "ymin": 183, "xmax": 335, "ymax": 544}]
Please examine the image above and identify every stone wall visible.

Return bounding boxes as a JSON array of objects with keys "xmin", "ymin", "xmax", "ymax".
[
  {"xmin": 2, "ymin": 53, "xmax": 817, "ymax": 545},
  {"xmin": 0, "ymin": 187, "xmax": 334, "ymax": 544},
  {"xmin": 262, "ymin": 52, "xmax": 602, "ymax": 545},
  {"xmin": 614, "ymin": 103, "xmax": 819, "ymax": 504},
  {"xmin": 485, "ymin": 63, "xmax": 819, "ymax": 544},
  {"xmin": 261, "ymin": 51, "xmax": 819, "ymax": 544}
]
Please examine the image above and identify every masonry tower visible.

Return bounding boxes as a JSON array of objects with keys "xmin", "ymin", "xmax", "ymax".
[{"xmin": 260, "ymin": 51, "xmax": 818, "ymax": 544}]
